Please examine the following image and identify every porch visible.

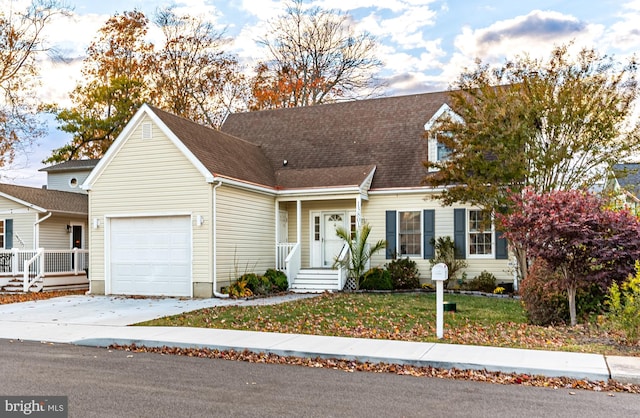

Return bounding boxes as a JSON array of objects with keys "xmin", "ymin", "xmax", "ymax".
[{"xmin": 0, "ymin": 248, "xmax": 89, "ymax": 293}]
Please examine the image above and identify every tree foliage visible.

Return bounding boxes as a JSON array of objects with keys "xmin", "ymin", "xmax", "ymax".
[
  {"xmin": 425, "ymin": 44, "xmax": 640, "ymax": 212},
  {"xmin": 45, "ymin": 10, "xmax": 153, "ymax": 162},
  {"xmin": 0, "ymin": 0, "xmax": 70, "ymax": 168},
  {"xmin": 151, "ymin": 7, "xmax": 248, "ymax": 128},
  {"xmin": 498, "ymin": 188, "xmax": 640, "ymax": 326},
  {"xmin": 249, "ymin": 0, "xmax": 382, "ymax": 110},
  {"xmin": 46, "ymin": 8, "xmax": 247, "ymax": 162}
]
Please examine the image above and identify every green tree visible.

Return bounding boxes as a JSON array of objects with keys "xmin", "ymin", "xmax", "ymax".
[
  {"xmin": 0, "ymin": 0, "xmax": 70, "ymax": 168},
  {"xmin": 334, "ymin": 223, "xmax": 385, "ymax": 290},
  {"xmin": 45, "ymin": 10, "xmax": 154, "ymax": 162},
  {"xmin": 250, "ymin": 0, "xmax": 383, "ymax": 110},
  {"xmin": 424, "ymin": 44, "xmax": 640, "ymax": 279}
]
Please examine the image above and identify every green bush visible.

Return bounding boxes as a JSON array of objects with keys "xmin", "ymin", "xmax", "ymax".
[
  {"xmin": 360, "ymin": 267, "xmax": 393, "ymax": 290},
  {"xmin": 464, "ymin": 270, "xmax": 497, "ymax": 293},
  {"xmin": 607, "ymin": 262, "xmax": 640, "ymax": 344},
  {"xmin": 386, "ymin": 257, "xmax": 420, "ymax": 289},
  {"xmin": 240, "ymin": 273, "xmax": 272, "ymax": 295},
  {"xmin": 264, "ymin": 268, "xmax": 289, "ymax": 291}
]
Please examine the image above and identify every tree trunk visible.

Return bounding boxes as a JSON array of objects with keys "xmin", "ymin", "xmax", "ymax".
[{"xmin": 567, "ymin": 285, "xmax": 577, "ymax": 327}]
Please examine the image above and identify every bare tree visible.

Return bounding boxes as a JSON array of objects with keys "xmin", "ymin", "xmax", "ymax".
[
  {"xmin": 250, "ymin": 0, "xmax": 383, "ymax": 110},
  {"xmin": 152, "ymin": 7, "xmax": 249, "ymax": 128},
  {"xmin": 0, "ymin": 0, "xmax": 70, "ymax": 168}
]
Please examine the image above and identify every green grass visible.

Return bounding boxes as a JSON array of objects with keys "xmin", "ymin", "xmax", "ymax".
[{"xmin": 141, "ymin": 292, "xmax": 638, "ymax": 355}]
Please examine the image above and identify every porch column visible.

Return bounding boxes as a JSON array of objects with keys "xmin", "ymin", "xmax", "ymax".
[
  {"xmin": 356, "ymin": 195, "xmax": 363, "ymax": 230},
  {"xmin": 275, "ymin": 200, "xmax": 280, "ymax": 265},
  {"xmin": 296, "ymin": 200, "xmax": 302, "ymax": 244}
]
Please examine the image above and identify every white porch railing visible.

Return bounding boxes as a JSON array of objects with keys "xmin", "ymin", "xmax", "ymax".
[
  {"xmin": 0, "ymin": 248, "xmax": 89, "ymax": 278},
  {"xmin": 276, "ymin": 243, "xmax": 296, "ymax": 272},
  {"xmin": 336, "ymin": 243, "xmax": 350, "ymax": 290},
  {"xmin": 284, "ymin": 243, "xmax": 301, "ymax": 288}
]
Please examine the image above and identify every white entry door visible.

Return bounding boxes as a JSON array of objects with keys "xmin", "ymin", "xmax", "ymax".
[{"xmin": 322, "ymin": 213, "xmax": 345, "ymax": 267}]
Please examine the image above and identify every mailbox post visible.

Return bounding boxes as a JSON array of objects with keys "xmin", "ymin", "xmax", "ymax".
[{"xmin": 431, "ymin": 263, "xmax": 448, "ymax": 339}]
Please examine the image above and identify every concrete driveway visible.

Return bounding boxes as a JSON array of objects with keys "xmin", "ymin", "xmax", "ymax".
[{"xmin": 0, "ymin": 293, "xmax": 317, "ymax": 326}]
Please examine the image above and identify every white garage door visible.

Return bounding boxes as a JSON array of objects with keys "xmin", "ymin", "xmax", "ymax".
[{"xmin": 109, "ymin": 216, "xmax": 191, "ymax": 297}]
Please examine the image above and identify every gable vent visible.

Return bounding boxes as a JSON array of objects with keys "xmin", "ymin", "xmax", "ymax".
[{"xmin": 142, "ymin": 122, "xmax": 152, "ymax": 140}]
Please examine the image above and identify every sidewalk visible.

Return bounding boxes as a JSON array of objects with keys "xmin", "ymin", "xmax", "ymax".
[{"xmin": 0, "ymin": 294, "xmax": 639, "ymax": 385}]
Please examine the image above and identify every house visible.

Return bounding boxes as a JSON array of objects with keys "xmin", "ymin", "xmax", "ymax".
[
  {"xmin": 82, "ymin": 91, "xmax": 511, "ymax": 298},
  {"xmin": 0, "ymin": 160, "xmax": 97, "ymax": 291},
  {"xmin": 605, "ymin": 163, "xmax": 640, "ymax": 212}
]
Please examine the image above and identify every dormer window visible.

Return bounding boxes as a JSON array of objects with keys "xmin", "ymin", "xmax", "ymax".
[
  {"xmin": 424, "ymin": 103, "xmax": 461, "ymax": 173},
  {"xmin": 427, "ymin": 132, "xmax": 452, "ymax": 172}
]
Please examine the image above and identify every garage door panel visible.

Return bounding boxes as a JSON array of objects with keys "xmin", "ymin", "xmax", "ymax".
[{"xmin": 109, "ymin": 216, "xmax": 191, "ymax": 297}]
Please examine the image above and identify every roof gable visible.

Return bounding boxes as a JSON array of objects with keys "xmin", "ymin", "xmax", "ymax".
[{"xmin": 222, "ymin": 91, "xmax": 451, "ymax": 189}]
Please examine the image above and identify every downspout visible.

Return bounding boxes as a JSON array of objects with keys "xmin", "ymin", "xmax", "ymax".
[
  {"xmin": 212, "ymin": 180, "xmax": 228, "ymax": 298},
  {"xmin": 33, "ymin": 212, "xmax": 52, "ymax": 249}
]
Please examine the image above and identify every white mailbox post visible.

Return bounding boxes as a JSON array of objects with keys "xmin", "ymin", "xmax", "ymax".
[{"xmin": 431, "ymin": 263, "xmax": 448, "ymax": 339}]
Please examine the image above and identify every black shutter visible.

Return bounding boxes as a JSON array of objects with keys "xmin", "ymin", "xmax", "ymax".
[
  {"xmin": 495, "ymin": 229, "xmax": 508, "ymax": 259},
  {"xmin": 423, "ymin": 210, "xmax": 435, "ymax": 259},
  {"xmin": 453, "ymin": 209, "xmax": 466, "ymax": 259},
  {"xmin": 5, "ymin": 219, "xmax": 13, "ymax": 249},
  {"xmin": 385, "ymin": 211, "xmax": 396, "ymax": 259}
]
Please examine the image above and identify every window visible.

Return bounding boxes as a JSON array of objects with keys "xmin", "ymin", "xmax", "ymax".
[
  {"xmin": 468, "ymin": 210, "xmax": 492, "ymax": 256},
  {"xmin": 350, "ymin": 214, "xmax": 357, "ymax": 240},
  {"xmin": 428, "ymin": 132, "xmax": 452, "ymax": 172},
  {"xmin": 399, "ymin": 211, "xmax": 421, "ymax": 257},
  {"xmin": 0, "ymin": 220, "xmax": 4, "ymax": 249},
  {"xmin": 69, "ymin": 177, "xmax": 78, "ymax": 188}
]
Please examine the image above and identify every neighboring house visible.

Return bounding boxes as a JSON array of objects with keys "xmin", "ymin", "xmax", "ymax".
[
  {"xmin": 83, "ymin": 91, "xmax": 511, "ymax": 298},
  {"xmin": 0, "ymin": 160, "xmax": 96, "ymax": 291},
  {"xmin": 606, "ymin": 163, "xmax": 640, "ymax": 212}
]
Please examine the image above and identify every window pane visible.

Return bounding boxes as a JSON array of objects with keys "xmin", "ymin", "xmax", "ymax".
[
  {"xmin": 437, "ymin": 142, "xmax": 451, "ymax": 161},
  {"xmin": 399, "ymin": 211, "xmax": 421, "ymax": 256},
  {"xmin": 468, "ymin": 210, "xmax": 492, "ymax": 255}
]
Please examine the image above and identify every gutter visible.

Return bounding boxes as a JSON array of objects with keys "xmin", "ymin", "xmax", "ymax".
[{"xmin": 211, "ymin": 180, "xmax": 228, "ymax": 298}]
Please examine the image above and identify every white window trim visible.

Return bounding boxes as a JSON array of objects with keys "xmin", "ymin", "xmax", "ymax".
[
  {"xmin": 467, "ymin": 209, "xmax": 495, "ymax": 259},
  {"xmin": 397, "ymin": 209, "xmax": 423, "ymax": 258}
]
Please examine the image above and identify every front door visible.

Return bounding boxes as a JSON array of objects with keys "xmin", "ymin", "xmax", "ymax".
[
  {"xmin": 71, "ymin": 225, "xmax": 82, "ymax": 269},
  {"xmin": 323, "ymin": 213, "xmax": 345, "ymax": 266}
]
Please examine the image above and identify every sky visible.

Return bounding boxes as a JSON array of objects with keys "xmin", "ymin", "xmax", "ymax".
[{"xmin": 4, "ymin": 0, "xmax": 640, "ymax": 187}]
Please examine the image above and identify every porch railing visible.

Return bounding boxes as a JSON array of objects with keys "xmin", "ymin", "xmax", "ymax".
[
  {"xmin": 276, "ymin": 243, "xmax": 296, "ymax": 272},
  {"xmin": 336, "ymin": 243, "xmax": 350, "ymax": 290},
  {"xmin": 284, "ymin": 243, "xmax": 301, "ymax": 288},
  {"xmin": 0, "ymin": 248, "xmax": 89, "ymax": 277}
]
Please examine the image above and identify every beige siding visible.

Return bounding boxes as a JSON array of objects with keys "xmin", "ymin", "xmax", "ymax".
[
  {"xmin": 89, "ymin": 114, "xmax": 212, "ymax": 295},
  {"xmin": 216, "ymin": 186, "xmax": 275, "ymax": 287},
  {"xmin": 39, "ymin": 215, "xmax": 87, "ymax": 249},
  {"xmin": 364, "ymin": 192, "xmax": 512, "ymax": 283},
  {"xmin": 0, "ymin": 196, "xmax": 38, "ymax": 249}
]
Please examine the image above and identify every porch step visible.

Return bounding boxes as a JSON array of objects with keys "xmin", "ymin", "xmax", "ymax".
[
  {"xmin": 290, "ymin": 269, "xmax": 341, "ymax": 292},
  {"xmin": 1, "ymin": 273, "xmax": 88, "ymax": 293}
]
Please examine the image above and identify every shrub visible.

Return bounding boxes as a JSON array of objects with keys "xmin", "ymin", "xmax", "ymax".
[
  {"xmin": 386, "ymin": 257, "xmax": 420, "ymax": 289},
  {"xmin": 464, "ymin": 270, "xmax": 497, "ymax": 293},
  {"xmin": 429, "ymin": 236, "xmax": 468, "ymax": 287},
  {"xmin": 264, "ymin": 268, "xmax": 289, "ymax": 291},
  {"xmin": 607, "ymin": 262, "xmax": 640, "ymax": 344},
  {"xmin": 360, "ymin": 267, "xmax": 393, "ymax": 290},
  {"xmin": 227, "ymin": 277, "xmax": 253, "ymax": 298},
  {"xmin": 239, "ymin": 273, "xmax": 273, "ymax": 295},
  {"xmin": 520, "ymin": 259, "xmax": 568, "ymax": 326}
]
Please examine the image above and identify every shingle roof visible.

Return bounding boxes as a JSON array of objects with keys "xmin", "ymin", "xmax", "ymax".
[
  {"xmin": 0, "ymin": 183, "xmax": 88, "ymax": 215},
  {"xmin": 221, "ymin": 91, "xmax": 451, "ymax": 189},
  {"xmin": 39, "ymin": 159, "xmax": 100, "ymax": 172},
  {"xmin": 275, "ymin": 165, "xmax": 376, "ymax": 189},
  {"xmin": 149, "ymin": 105, "xmax": 276, "ymax": 187}
]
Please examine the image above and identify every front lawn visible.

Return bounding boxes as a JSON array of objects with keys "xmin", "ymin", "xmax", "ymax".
[{"xmin": 141, "ymin": 292, "xmax": 638, "ymax": 356}]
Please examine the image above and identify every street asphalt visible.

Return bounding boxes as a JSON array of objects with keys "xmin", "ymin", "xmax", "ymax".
[{"xmin": 0, "ymin": 293, "xmax": 638, "ymax": 384}]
